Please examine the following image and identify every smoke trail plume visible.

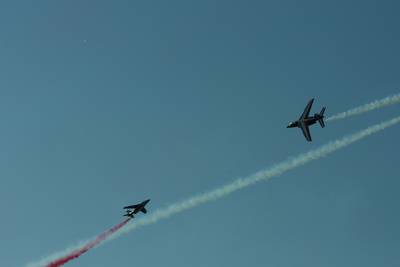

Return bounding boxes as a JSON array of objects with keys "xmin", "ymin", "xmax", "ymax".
[
  {"xmin": 327, "ymin": 93, "xmax": 400, "ymax": 121},
  {"xmin": 107, "ymin": 115, "xmax": 400, "ymax": 240},
  {"xmin": 26, "ymin": 115, "xmax": 400, "ymax": 267},
  {"xmin": 27, "ymin": 219, "xmax": 130, "ymax": 267}
]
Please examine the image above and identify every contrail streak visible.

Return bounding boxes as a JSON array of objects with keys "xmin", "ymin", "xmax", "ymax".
[
  {"xmin": 26, "ymin": 219, "xmax": 130, "ymax": 267},
  {"xmin": 327, "ymin": 93, "xmax": 400, "ymax": 121},
  {"xmin": 26, "ymin": 115, "xmax": 400, "ymax": 267}
]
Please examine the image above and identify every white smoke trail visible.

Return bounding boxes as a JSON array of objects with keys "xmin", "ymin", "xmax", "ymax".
[
  {"xmin": 26, "ymin": 115, "xmax": 400, "ymax": 267},
  {"xmin": 327, "ymin": 93, "xmax": 400, "ymax": 121}
]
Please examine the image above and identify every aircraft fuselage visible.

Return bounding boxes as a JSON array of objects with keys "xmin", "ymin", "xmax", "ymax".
[
  {"xmin": 287, "ymin": 116, "xmax": 319, "ymax": 128},
  {"xmin": 123, "ymin": 199, "xmax": 150, "ymax": 218},
  {"xmin": 287, "ymin": 98, "xmax": 326, "ymax": 141}
]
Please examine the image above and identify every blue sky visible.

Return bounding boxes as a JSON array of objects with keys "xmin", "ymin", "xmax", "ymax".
[{"xmin": 0, "ymin": 1, "xmax": 399, "ymax": 266}]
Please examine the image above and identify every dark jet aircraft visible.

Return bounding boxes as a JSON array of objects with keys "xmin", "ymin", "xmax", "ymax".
[
  {"xmin": 287, "ymin": 99, "xmax": 326, "ymax": 142},
  {"xmin": 123, "ymin": 199, "xmax": 150, "ymax": 218}
]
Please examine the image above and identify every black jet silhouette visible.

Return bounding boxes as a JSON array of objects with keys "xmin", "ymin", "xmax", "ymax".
[
  {"xmin": 287, "ymin": 99, "xmax": 326, "ymax": 142},
  {"xmin": 123, "ymin": 199, "xmax": 150, "ymax": 218}
]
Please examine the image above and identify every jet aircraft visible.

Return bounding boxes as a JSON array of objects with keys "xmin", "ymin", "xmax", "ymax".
[
  {"xmin": 287, "ymin": 99, "xmax": 326, "ymax": 142},
  {"xmin": 123, "ymin": 199, "xmax": 150, "ymax": 218}
]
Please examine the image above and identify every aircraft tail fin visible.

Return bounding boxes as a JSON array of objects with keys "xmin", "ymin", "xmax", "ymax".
[{"xmin": 318, "ymin": 107, "xmax": 326, "ymax": 128}]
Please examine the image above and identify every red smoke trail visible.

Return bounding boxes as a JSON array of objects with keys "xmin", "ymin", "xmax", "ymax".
[{"xmin": 46, "ymin": 219, "xmax": 131, "ymax": 267}]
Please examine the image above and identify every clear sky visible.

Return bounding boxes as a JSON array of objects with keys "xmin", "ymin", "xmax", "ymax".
[{"xmin": 1, "ymin": 1, "xmax": 399, "ymax": 266}]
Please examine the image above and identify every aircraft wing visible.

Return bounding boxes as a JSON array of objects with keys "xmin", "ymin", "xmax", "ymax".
[
  {"xmin": 300, "ymin": 122, "xmax": 312, "ymax": 142},
  {"xmin": 299, "ymin": 99, "xmax": 314, "ymax": 120},
  {"xmin": 123, "ymin": 204, "xmax": 139, "ymax": 209}
]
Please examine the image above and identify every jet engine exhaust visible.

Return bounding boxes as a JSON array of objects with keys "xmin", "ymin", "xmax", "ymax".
[
  {"xmin": 107, "ymin": 115, "xmax": 400, "ymax": 242},
  {"xmin": 45, "ymin": 218, "xmax": 130, "ymax": 267},
  {"xmin": 327, "ymin": 93, "xmax": 400, "ymax": 121},
  {"xmin": 26, "ymin": 115, "xmax": 400, "ymax": 267}
]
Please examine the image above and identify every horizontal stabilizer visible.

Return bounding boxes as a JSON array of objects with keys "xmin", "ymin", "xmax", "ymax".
[
  {"xmin": 318, "ymin": 118, "xmax": 325, "ymax": 128},
  {"xmin": 141, "ymin": 208, "xmax": 147, "ymax": 214},
  {"xmin": 318, "ymin": 107, "xmax": 326, "ymax": 128}
]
